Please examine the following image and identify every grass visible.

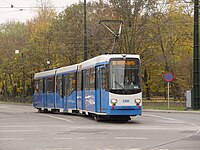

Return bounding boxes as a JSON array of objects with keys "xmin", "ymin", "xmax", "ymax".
[{"xmin": 143, "ymin": 105, "xmax": 187, "ymax": 111}]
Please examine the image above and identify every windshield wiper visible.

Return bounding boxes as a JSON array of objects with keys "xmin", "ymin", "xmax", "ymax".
[{"xmin": 114, "ymin": 81, "xmax": 127, "ymax": 92}]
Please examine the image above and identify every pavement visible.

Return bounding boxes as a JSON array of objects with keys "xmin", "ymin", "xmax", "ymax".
[{"xmin": 0, "ymin": 103, "xmax": 200, "ymax": 150}]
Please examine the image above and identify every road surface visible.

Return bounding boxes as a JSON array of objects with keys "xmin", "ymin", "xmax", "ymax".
[{"xmin": 0, "ymin": 103, "xmax": 200, "ymax": 150}]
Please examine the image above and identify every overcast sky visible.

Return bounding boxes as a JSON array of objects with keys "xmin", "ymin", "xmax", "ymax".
[{"xmin": 0, "ymin": 0, "xmax": 85, "ymax": 23}]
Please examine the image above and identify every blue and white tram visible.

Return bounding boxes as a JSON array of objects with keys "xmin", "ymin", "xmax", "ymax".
[{"xmin": 33, "ymin": 54, "xmax": 142, "ymax": 121}]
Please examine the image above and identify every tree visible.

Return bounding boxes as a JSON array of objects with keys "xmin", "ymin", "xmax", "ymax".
[
  {"xmin": 0, "ymin": 22, "xmax": 28, "ymax": 96},
  {"xmin": 25, "ymin": 0, "xmax": 57, "ymax": 70},
  {"xmin": 49, "ymin": 3, "xmax": 84, "ymax": 65}
]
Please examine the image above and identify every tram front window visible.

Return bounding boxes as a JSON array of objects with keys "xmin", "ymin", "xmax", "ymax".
[{"xmin": 110, "ymin": 59, "xmax": 141, "ymax": 94}]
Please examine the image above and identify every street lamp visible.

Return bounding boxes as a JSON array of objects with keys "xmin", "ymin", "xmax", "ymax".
[
  {"xmin": 15, "ymin": 50, "xmax": 25, "ymax": 97},
  {"xmin": 15, "ymin": 50, "xmax": 20, "ymax": 54},
  {"xmin": 45, "ymin": 60, "xmax": 51, "ymax": 70},
  {"xmin": 47, "ymin": 60, "xmax": 50, "ymax": 65}
]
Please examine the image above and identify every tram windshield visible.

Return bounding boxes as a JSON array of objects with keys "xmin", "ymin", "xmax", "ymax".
[{"xmin": 110, "ymin": 58, "xmax": 141, "ymax": 94}]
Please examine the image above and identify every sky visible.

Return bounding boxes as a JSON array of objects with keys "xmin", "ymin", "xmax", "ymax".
[{"xmin": 0, "ymin": 0, "xmax": 83, "ymax": 23}]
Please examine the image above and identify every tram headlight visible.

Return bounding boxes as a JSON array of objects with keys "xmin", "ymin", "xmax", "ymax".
[
  {"xmin": 135, "ymin": 99, "xmax": 141, "ymax": 104},
  {"xmin": 111, "ymin": 99, "xmax": 118, "ymax": 105}
]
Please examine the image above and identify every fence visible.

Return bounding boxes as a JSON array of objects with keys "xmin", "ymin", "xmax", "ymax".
[{"xmin": 143, "ymin": 101, "xmax": 186, "ymax": 108}]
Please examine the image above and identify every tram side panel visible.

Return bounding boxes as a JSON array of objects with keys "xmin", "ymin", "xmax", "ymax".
[
  {"xmin": 55, "ymin": 75, "xmax": 63, "ymax": 109},
  {"xmin": 33, "ymin": 79, "xmax": 44, "ymax": 108},
  {"xmin": 46, "ymin": 77, "xmax": 55, "ymax": 108},
  {"xmin": 84, "ymin": 68, "xmax": 95, "ymax": 112},
  {"xmin": 77, "ymin": 71, "xmax": 82, "ymax": 110},
  {"xmin": 55, "ymin": 91, "xmax": 63, "ymax": 109},
  {"xmin": 62, "ymin": 72, "xmax": 77, "ymax": 112},
  {"xmin": 81, "ymin": 65, "xmax": 110, "ymax": 115},
  {"xmin": 95, "ymin": 66, "xmax": 109, "ymax": 113},
  {"xmin": 66, "ymin": 91, "xmax": 77, "ymax": 110}
]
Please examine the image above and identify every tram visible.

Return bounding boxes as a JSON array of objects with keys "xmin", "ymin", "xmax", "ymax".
[{"xmin": 33, "ymin": 54, "xmax": 142, "ymax": 121}]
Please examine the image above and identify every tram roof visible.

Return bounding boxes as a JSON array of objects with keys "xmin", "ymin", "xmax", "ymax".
[
  {"xmin": 34, "ymin": 54, "xmax": 140, "ymax": 79},
  {"xmin": 34, "ymin": 69, "xmax": 56, "ymax": 79},
  {"xmin": 80, "ymin": 54, "xmax": 140, "ymax": 69},
  {"xmin": 56, "ymin": 64, "xmax": 78, "ymax": 75}
]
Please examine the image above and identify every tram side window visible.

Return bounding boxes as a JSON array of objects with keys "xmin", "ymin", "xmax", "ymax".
[
  {"xmin": 85, "ymin": 69, "xmax": 90, "ymax": 90},
  {"xmin": 39, "ymin": 79, "xmax": 43, "ymax": 93},
  {"xmin": 47, "ymin": 76, "xmax": 54, "ymax": 92},
  {"xmin": 77, "ymin": 71, "xmax": 82, "ymax": 91},
  {"xmin": 90, "ymin": 68, "xmax": 95, "ymax": 90},
  {"xmin": 102, "ymin": 68, "xmax": 107, "ymax": 89},
  {"xmin": 34, "ymin": 80, "xmax": 39, "ymax": 93},
  {"xmin": 66, "ymin": 73, "xmax": 76, "ymax": 96},
  {"xmin": 56, "ymin": 75, "xmax": 62, "ymax": 96},
  {"xmin": 34, "ymin": 79, "xmax": 43, "ymax": 93}
]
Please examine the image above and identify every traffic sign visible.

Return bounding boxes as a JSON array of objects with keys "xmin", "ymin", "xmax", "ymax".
[{"xmin": 164, "ymin": 72, "xmax": 174, "ymax": 82}]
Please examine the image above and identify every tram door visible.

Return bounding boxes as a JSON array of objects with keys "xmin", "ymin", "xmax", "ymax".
[
  {"xmin": 96, "ymin": 66, "xmax": 105, "ymax": 113},
  {"xmin": 43, "ymin": 78, "xmax": 47, "ymax": 108},
  {"xmin": 46, "ymin": 76, "xmax": 55, "ymax": 108}
]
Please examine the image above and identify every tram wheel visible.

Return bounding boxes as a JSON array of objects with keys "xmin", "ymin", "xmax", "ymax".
[{"xmin": 93, "ymin": 115, "xmax": 101, "ymax": 121}]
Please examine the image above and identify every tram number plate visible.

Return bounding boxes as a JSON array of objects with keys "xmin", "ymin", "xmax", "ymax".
[{"xmin": 123, "ymin": 100, "xmax": 130, "ymax": 103}]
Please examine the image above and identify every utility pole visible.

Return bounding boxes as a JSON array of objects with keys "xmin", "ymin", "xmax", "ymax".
[
  {"xmin": 84, "ymin": 0, "xmax": 88, "ymax": 61},
  {"xmin": 192, "ymin": 0, "xmax": 200, "ymax": 110}
]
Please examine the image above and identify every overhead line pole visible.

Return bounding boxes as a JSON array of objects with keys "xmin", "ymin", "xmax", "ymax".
[
  {"xmin": 84, "ymin": 0, "xmax": 88, "ymax": 61},
  {"xmin": 192, "ymin": 0, "xmax": 200, "ymax": 110}
]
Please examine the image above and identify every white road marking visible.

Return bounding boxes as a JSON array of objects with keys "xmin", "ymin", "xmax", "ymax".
[
  {"xmin": 190, "ymin": 122, "xmax": 200, "ymax": 133},
  {"xmin": 115, "ymin": 137, "xmax": 148, "ymax": 140},
  {"xmin": 96, "ymin": 148, "xmax": 141, "ymax": 150},
  {"xmin": 144, "ymin": 114, "xmax": 184, "ymax": 123},
  {"xmin": 0, "ymin": 106, "xmax": 9, "ymax": 109},
  {"xmin": 54, "ymin": 137, "xmax": 86, "ymax": 140},
  {"xmin": 0, "ymin": 130, "xmax": 42, "ymax": 132},
  {"xmin": 35, "ymin": 148, "xmax": 72, "ymax": 150},
  {"xmin": 0, "ymin": 138, "xmax": 24, "ymax": 140},
  {"xmin": 0, "ymin": 125, "xmax": 70, "ymax": 128},
  {"xmin": 37, "ymin": 114, "xmax": 74, "ymax": 123},
  {"xmin": 54, "ymin": 138, "xmax": 73, "ymax": 140},
  {"xmin": 76, "ymin": 137, "xmax": 86, "ymax": 140},
  {"xmin": 124, "ymin": 149, "xmax": 141, "ymax": 150}
]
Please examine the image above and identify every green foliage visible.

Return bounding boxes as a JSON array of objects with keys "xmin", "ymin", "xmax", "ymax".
[{"xmin": 0, "ymin": 0, "xmax": 193, "ymax": 98}]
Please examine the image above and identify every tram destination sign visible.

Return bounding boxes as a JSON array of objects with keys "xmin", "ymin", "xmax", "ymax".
[{"xmin": 163, "ymin": 72, "xmax": 174, "ymax": 82}]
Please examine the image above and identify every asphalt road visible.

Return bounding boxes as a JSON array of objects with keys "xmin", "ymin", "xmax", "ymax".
[{"xmin": 0, "ymin": 103, "xmax": 200, "ymax": 150}]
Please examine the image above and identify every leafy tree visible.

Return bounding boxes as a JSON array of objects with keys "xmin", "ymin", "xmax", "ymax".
[
  {"xmin": 0, "ymin": 0, "xmax": 194, "ymax": 99},
  {"xmin": 49, "ymin": 3, "xmax": 84, "ymax": 65},
  {"xmin": 0, "ymin": 22, "xmax": 27, "ymax": 96}
]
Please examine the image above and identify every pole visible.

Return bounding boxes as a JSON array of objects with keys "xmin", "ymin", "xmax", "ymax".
[
  {"xmin": 83, "ymin": 0, "xmax": 88, "ymax": 61},
  {"xmin": 22, "ymin": 53, "xmax": 26, "ymax": 97},
  {"xmin": 192, "ymin": 0, "xmax": 200, "ymax": 109},
  {"xmin": 168, "ymin": 82, "xmax": 170, "ymax": 109}
]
